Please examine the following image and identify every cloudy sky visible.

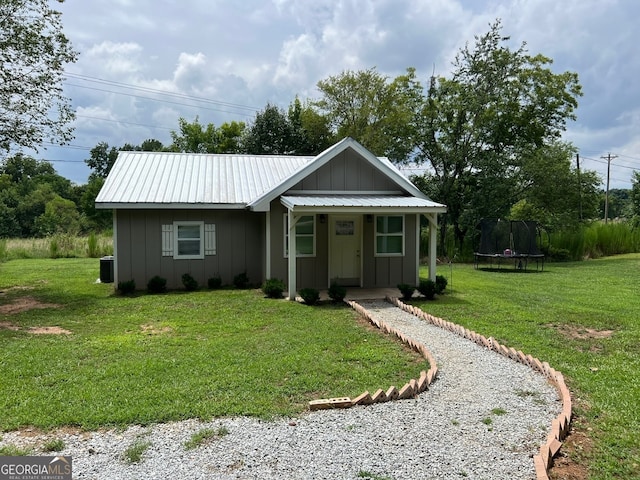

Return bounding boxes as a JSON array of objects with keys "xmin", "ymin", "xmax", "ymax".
[{"xmin": 40, "ymin": 0, "xmax": 639, "ymax": 189}]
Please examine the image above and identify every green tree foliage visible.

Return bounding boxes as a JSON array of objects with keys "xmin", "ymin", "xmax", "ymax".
[
  {"xmin": 0, "ymin": 0, "xmax": 78, "ymax": 153},
  {"xmin": 34, "ymin": 195, "xmax": 81, "ymax": 236},
  {"xmin": 510, "ymin": 142, "xmax": 601, "ymax": 229},
  {"xmin": 0, "ymin": 154, "xmax": 87, "ymax": 237},
  {"xmin": 85, "ymin": 142, "xmax": 120, "ymax": 179},
  {"xmin": 600, "ymin": 188, "xmax": 633, "ymax": 221},
  {"xmin": 242, "ymin": 100, "xmax": 334, "ymax": 155},
  {"xmin": 288, "ymin": 97, "xmax": 335, "ymax": 154},
  {"xmin": 242, "ymin": 104, "xmax": 294, "ymax": 155},
  {"xmin": 78, "ymin": 176, "xmax": 112, "ymax": 231},
  {"xmin": 85, "ymin": 139, "xmax": 166, "ymax": 179},
  {"xmin": 169, "ymin": 117, "xmax": 245, "ymax": 153},
  {"xmin": 314, "ymin": 67, "xmax": 422, "ymax": 161},
  {"xmin": 631, "ymin": 172, "xmax": 640, "ymax": 224},
  {"xmin": 413, "ymin": 21, "xmax": 583, "ymax": 252}
]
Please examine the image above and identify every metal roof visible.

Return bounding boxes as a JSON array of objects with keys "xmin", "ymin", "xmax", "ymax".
[
  {"xmin": 95, "ymin": 139, "xmax": 446, "ymax": 213},
  {"xmin": 281, "ymin": 195, "xmax": 447, "ymax": 213},
  {"xmin": 95, "ymin": 152, "xmax": 314, "ymax": 208}
]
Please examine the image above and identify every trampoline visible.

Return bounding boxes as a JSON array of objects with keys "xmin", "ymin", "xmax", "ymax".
[{"xmin": 474, "ymin": 219, "xmax": 545, "ymax": 271}]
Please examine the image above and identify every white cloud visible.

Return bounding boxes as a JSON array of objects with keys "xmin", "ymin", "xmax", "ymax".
[
  {"xmin": 40, "ymin": 0, "xmax": 640, "ymax": 187},
  {"xmin": 85, "ymin": 41, "xmax": 144, "ymax": 77}
]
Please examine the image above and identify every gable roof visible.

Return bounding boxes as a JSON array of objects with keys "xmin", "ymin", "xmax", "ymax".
[
  {"xmin": 247, "ymin": 137, "xmax": 429, "ymax": 211},
  {"xmin": 95, "ymin": 138, "xmax": 443, "ymax": 211}
]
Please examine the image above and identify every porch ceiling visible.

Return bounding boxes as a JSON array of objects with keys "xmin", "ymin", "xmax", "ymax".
[{"xmin": 280, "ymin": 194, "xmax": 447, "ymax": 214}]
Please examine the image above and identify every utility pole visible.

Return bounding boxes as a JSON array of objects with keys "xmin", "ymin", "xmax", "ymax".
[
  {"xmin": 601, "ymin": 153, "xmax": 618, "ymax": 223},
  {"xmin": 576, "ymin": 153, "xmax": 583, "ymax": 221}
]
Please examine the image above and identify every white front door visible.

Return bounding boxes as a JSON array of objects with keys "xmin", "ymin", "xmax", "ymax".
[{"xmin": 329, "ymin": 215, "xmax": 361, "ymax": 286}]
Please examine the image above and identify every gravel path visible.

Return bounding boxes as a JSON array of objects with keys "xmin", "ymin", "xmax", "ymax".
[{"xmin": 1, "ymin": 300, "xmax": 560, "ymax": 479}]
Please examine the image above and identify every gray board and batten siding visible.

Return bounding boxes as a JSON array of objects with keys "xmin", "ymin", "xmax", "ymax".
[{"xmin": 97, "ymin": 137, "xmax": 446, "ymax": 292}]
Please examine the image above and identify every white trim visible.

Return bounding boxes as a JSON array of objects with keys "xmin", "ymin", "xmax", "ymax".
[
  {"xmin": 415, "ymin": 214, "xmax": 421, "ymax": 285},
  {"xmin": 173, "ymin": 221, "xmax": 204, "ymax": 260},
  {"xmin": 285, "ymin": 190, "xmax": 403, "ymax": 195},
  {"xmin": 374, "ymin": 215, "xmax": 405, "ymax": 257},
  {"xmin": 287, "ymin": 210, "xmax": 296, "ymax": 300},
  {"xmin": 428, "ymin": 213, "xmax": 438, "ymax": 282},
  {"xmin": 283, "ymin": 214, "xmax": 316, "ymax": 258},
  {"xmin": 96, "ymin": 202, "xmax": 246, "ymax": 210}
]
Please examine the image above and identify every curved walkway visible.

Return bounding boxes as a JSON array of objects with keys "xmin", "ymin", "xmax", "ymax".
[{"xmin": 0, "ymin": 300, "xmax": 562, "ymax": 480}]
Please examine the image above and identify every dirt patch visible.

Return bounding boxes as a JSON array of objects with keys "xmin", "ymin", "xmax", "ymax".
[
  {"xmin": 0, "ymin": 296, "xmax": 62, "ymax": 315},
  {"xmin": 550, "ymin": 410, "xmax": 593, "ymax": 480},
  {"xmin": 140, "ymin": 323, "xmax": 174, "ymax": 335},
  {"xmin": 0, "ymin": 321, "xmax": 21, "ymax": 331},
  {"xmin": 28, "ymin": 326, "xmax": 72, "ymax": 335},
  {"xmin": 550, "ymin": 324, "xmax": 614, "ymax": 341},
  {"xmin": 0, "ymin": 321, "xmax": 71, "ymax": 335}
]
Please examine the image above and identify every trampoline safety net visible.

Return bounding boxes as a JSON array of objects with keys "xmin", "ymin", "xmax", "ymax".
[{"xmin": 475, "ymin": 219, "xmax": 545, "ymax": 270}]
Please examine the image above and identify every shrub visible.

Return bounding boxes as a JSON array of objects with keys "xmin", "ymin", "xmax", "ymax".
[
  {"xmin": 147, "ymin": 275, "xmax": 167, "ymax": 294},
  {"xmin": 262, "ymin": 278, "xmax": 285, "ymax": 298},
  {"xmin": 233, "ymin": 271, "xmax": 250, "ymax": 289},
  {"xmin": 397, "ymin": 283, "xmax": 415, "ymax": 301},
  {"xmin": 435, "ymin": 275, "xmax": 448, "ymax": 294},
  {"xmin": 49, "ymin": 237, "xmax": 59, "ymax": 259},
  {"xmin": 417, "ymin": 279, "xmax": 436, "ymax": 300},
  {"xmin": 207, "ymin": 276, "xmax": 222, "ymax": 289},
  {"xmin": 118, "ymin": 280, "xmax": 136, "ymax": 295},
  {"xmin": 328, "ymin": 280, "xmax": 346, "ymax": 303},
  {"xmin": 87, "ymin": 232, "xmax": 99, "ymax": 258},
  {"xmin": 182, "ymin": 273, "xmax": 199, "ymax": 291},
  {"xmin": 299, "ymin": 288, "xmax": 320, "ymax": 305}
]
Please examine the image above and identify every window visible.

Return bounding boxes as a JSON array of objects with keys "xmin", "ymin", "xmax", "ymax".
[
  {"xmin": 162, "ymin": 222, "xmax": 216, "ymax": 259},
  {"xmin": 284, "ymin": 214, "xmax": 315, "ymax": 257},
  {"xmin": 375, "ymin": 215, "xmax": 404, "ymax": 256},
  {"xmin": 176, "ymin": 222, "xmax": 203, "ymax": 258}
]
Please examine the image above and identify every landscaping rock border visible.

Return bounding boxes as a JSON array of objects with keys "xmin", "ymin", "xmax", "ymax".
[{"xmin": 310, "ymin": 296, "xmax": 572, "ymax": 480}]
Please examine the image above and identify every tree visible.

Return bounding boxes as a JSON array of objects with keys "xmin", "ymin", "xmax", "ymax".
[
  {"xmin": 0, "ymin": 0, "xmax": 78, "ymax": 153},
  {"xmin": 241, "ymin": 104, "xmax": 294, "ymax": 155},
  {"xmin": 314, "ymin": 67, "xmax": 423, "ymax": 162},
  {"xmin": 287, "ymin": 97, "xmax": 335, "ymax": 154},
  {"xmin": 413, "ymin": 20, "xmax": 582, "ymax": 253},
  {"xmin": 169, "ymin": 117, "xmax": 245, "ymax": 153},
  {"xmin": 85, "ymin": 142, "xmax": 120, "ymax": 179},
  {"xmin": 631, "ymin": 172, "xmax": 640, "ymax": 224},
  {"xmin": 34, "ymin": 195, "xmax": 81, "ymax": 236},
  {"xmin": 510, "ymin": 141, "xmax": 600, "ymax": 229}
]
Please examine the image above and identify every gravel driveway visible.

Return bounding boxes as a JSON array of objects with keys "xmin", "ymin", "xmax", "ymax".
[{"xmin": 1, "ymin": 300, "xmax": 560, "ymax": 479}]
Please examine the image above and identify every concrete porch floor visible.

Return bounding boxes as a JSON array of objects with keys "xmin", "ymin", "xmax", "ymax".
[{"xmin": 320, "ymin": 287, "xmax": 401, "ymax": 301}]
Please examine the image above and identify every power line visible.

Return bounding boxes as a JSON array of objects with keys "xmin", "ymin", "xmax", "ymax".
[
  {"xmin": 74, "ymin": 114, "xmax": 175, "ymax": 132},
  {"xmin": 65, "ymin": 72, "xmax": 260, "ymax": 113},
  {"xmin": 65, "ymin": 82, "xmax": 256, "ymax": 118}
]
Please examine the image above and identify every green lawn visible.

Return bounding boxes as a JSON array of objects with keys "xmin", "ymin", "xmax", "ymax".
[
  {"xmin": 0, "ymin": 258, "xmax": 425, "ymax": 431},
  {"xmin": 419, "ymin": 254, "xmax": 640, "ymax": 480}
]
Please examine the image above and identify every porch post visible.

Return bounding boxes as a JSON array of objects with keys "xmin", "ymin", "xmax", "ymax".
[
  {"xmin": 415, "ymin": 214, "xmax": 421, "ymax": 286},
  {"xmin": 287, "ymin": 209, "xmax": 297, "ymax": 300},
  {"xmin": 429, "ymin": 213, "xmax": 438, "ymax": 282}
]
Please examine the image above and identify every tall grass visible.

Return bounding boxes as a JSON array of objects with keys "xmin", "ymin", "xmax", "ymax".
[
  {"xmin": 550, "ymin": 222, "xmax": 640, "ymax": 260},
  {"xmin": 0, "ymin": 233, "xmax": 113, "ymax": 261}
]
